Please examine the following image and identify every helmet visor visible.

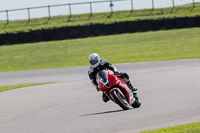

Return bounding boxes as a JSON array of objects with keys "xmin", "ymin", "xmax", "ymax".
[{"xmin": 90, "ymin": 60, "xmax": 98, "ymax": 65}]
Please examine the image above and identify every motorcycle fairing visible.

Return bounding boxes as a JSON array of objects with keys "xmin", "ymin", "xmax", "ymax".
[
  {"xmin": 116, "ymin": 78, "xmax": 135, "ymax": 105},
  {"xmin": 97, "ymin": 70, "xmax": 135, "ymax": 105},
  {"xmin": 97, "ymin": 70, "xmax": 118, "ymax": 91},
  {"xmin": 97, "ymin": 70, "xmax": 110, "ymax": 89}
]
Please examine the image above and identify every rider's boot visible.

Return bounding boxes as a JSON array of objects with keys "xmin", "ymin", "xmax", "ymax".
[
  {"xmin": 102, "ymin": 93, "xmax": 110, "ymax": 102},
  {"xmin": 127, "ymin": 80, "xmax": 137, "ymax": 92},
  {"xmin": 121, "ymin": 76, "xmax": 137, "ymax": 92},
  {"xmin": 126, "ymin": 81, "xmax": 138, "ymax": 97}
]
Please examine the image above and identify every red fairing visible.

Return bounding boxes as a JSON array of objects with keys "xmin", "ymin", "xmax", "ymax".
[
  {"xmin": 98, "ymin": 81, "xmax": 107, "ymax": 91},
  {"xmin": 109, "ymin": 72, "xmax": 132, "ymax": 104},
  {"xmin": 117, "ymin": 78, "xmax": 132, "ymax": 104},
  {"xmin": 98, "ymin": 71, "xmax": 119, "ymax": 91},
  {"xmin": 107, "ymin": 72, "xmax": 119, "ymax": 87},
  {"xmin": 98, "ymin": 71, "xmax": 115, "ymax": 101},
  {"xmin": 98, "ymin": 71, "xmax": 132, "ymax": 104}
]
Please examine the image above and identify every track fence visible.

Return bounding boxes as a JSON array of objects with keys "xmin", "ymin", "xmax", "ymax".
[{"xmin": 0, "ymin": 0, "xmax": 198, "ymax": 22}]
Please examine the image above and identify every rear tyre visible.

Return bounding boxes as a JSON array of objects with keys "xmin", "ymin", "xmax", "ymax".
[{"xmin": 110, "ymin": 90, "xmax": 130, "ymax": 110}]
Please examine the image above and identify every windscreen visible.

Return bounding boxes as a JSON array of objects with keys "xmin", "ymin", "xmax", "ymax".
[{"xmin": 96, "ymin": 70, "xmax": 108, "ymax": 84}]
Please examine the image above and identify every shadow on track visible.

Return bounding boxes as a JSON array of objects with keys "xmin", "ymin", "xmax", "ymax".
[{"xmin": 80, "ymin": 109, "xmax": 133, "ymax": 117}]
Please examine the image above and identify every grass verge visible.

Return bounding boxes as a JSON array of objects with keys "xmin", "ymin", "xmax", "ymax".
[
  {"xmin": 0, "ymin": 27, "xmax": 200, "ymax": 72},
  {"xmin": 0, "ymin": 3, "xmax": 200, "ymax": 33},
  {"xmin": 0, "ymin": 82, "xmax": 56, "ymax": 92},
  {"xmin": 140, "ymin": 122, "xmax": 200, "ymax": 133}
]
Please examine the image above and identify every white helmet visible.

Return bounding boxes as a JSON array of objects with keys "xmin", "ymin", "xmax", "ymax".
[{"xmin": 89, "ymin": 53, "xmax": 100, "ymax": 68}]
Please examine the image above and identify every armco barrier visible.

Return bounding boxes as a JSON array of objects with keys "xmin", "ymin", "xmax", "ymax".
[
  {"xmin": 91, "ymin": 23, "xmax": 104, "ymax": 36},
  {"xmin": 43, "ymin": 28, "xmax": 55, "ymax": 41},
  {"xmin": 0, "ymin": 16, "xmax": 200, "ymax": 45}
]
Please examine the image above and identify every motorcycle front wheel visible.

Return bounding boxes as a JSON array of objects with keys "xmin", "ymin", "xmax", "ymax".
[
  {"xmin": 110, "ymin": 90, "xmax": 130, "ymax": 110},
  {"xmin": 131, "ymin": 95, "xmax": 141, "ymax": 108}
]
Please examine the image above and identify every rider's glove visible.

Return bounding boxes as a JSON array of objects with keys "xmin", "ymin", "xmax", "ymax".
[{"xmin": 114, "ymin": 71, "xmax": 121, "ymax": 75}]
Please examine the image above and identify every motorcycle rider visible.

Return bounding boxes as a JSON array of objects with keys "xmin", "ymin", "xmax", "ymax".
[{"xmin": 88, "ymin": 53, "xmax": 137, "ymax": 102}]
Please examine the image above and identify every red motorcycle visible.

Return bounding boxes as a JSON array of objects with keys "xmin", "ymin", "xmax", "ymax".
[{"xmin": 97, "ymin": 70, "xmax": 141, "ymax": 110}]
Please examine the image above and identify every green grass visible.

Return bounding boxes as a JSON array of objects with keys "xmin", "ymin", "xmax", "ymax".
[
  {"xmin": 0, "ymin": 82, "xmax": 55, "ymax": 92},
  {"xmin": 0, "ymin": 27, "xmax": 200, "ymax": 72},
  {"xmin": 140, "ymin": 122, "xmax": 200, "ymax": 133},
  {"xmin": 0, "ymin": 3, "xmax": 200, "ymax": 33}
]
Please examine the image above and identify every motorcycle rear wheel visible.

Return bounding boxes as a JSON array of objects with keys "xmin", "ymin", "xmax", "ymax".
[{"xmin": 110, "ymin": 90, "xmax": 130, "ymax": 110}]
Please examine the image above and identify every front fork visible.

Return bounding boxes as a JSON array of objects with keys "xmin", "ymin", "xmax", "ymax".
[{"xmin": 108, "ymin": 87, "xmax": 135, "ymax": 105}]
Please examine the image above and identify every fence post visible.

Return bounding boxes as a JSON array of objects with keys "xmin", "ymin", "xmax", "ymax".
[
  {"xmin": 131, "ymin": 0, "xmax": 133, "ymax": 11},
  {"xmin": 48, "ymin": 5, "xmax": 51, "ymax": 19},
  {"xmin": 152, "ymin": 0, "xmax": 154, "ymax": 10},
  {"xmin": 172, "ymin": 0, "xmax": 175, "ymax": 8},
  {"xmin": 192, "ymin": 0, "xmax": 195, "ymax": 8},
  {"xmin": 69, "ymin": 4, "xmax": 72, "ymax": 18},
  {"xmin": 90, "ymin": 2, "xmax": 92, "ymax": 16},
  {"xmin": 6, "ymin": 10, "xmax": 9, "ymax": 24},
  {"xmin": 109, "ymin": 0, "xmax": 114, "ymax": 14},
  {"xmin": 27, "ymin": 8, "xmax": 30, "ymax": 21}
]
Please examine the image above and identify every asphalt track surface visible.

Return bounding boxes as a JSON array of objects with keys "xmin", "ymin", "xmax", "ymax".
[{"xmin": 0, "ymin": 59, "xmax": 200, "ymax": 133}]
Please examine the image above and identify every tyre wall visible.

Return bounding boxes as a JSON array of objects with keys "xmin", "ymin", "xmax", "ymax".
[
  {"xmin": 79, "ymin": 24, "xmax": 91, "ymax": 38},
  {"xmin": 66, "ymin": 26, "xmax": 80, "ymax": 39},
  {"xmin": 152, "ymin": 18, "xmax": 165, "ymax": 31},
  {"xmin": 115, "ymin": 21, "xmax": 128, "ymax": 33},
  {"xmin": 18, "ymin": 32, "xmax": 30, "ymax": 43},
  {"xmin": 30, "ymin": 30, "xmax": 43, "ymax": 43},
  {"xmin": 54, "ymin": 26, "xmax": 68, "ymax": 40},
  {"xmin": 43, "ymin": 28, "xmax": 55, "ymax": 41},
  {"xmin": 127, "ymin": 20, "xmax": 140, "ymax": 32},
  {"xmin": 0, "ymin": 16, "xmax": 200, "ymax": 45},
  {"xmin": 0, "ymin": 34, "xmax": 7, "ymax": 45},
  {"xmin": 91, "ymin": 23, "xmax": 104, "ymax": 36}
]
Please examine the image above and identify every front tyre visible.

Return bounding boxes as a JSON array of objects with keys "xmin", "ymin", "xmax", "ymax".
[
  {"xmin": 110, "ymin": 90, "xmax": 130, "ymax": 110},
  {"xmin": 131, "ymin": 95, "xmax": 141, "ymax": 108}
]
